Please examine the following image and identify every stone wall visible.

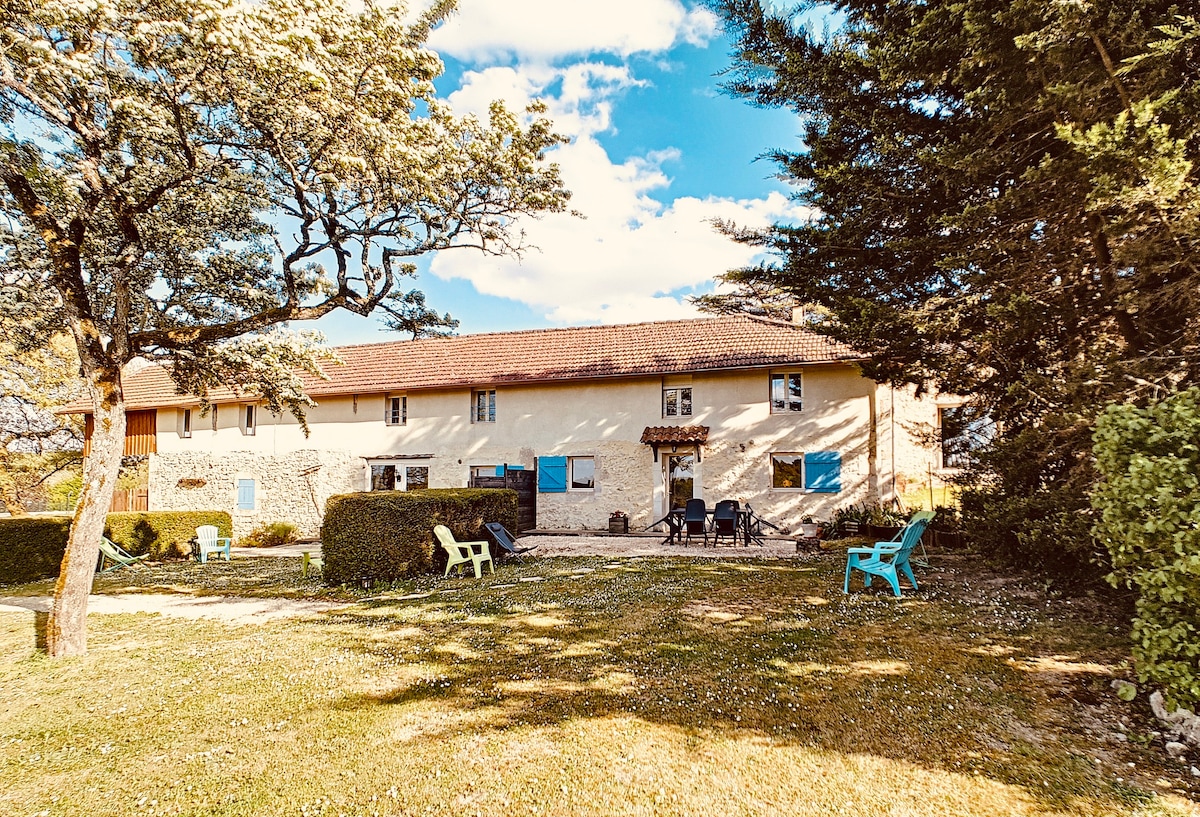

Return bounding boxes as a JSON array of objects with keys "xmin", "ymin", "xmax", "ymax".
[
  {"xmin": 148, "ymin": 450, "xmax": 363, "ymax": 539},
  {"xmin": 536, "ymin": 441, "xmax": 651, "ymax": 530}
]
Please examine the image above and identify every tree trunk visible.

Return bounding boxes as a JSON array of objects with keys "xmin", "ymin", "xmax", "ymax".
[{"xmin": 46, "ymin": 368, "xmax": 125, "ymax": 657}]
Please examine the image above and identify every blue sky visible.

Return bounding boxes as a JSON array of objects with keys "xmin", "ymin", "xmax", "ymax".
[{"xmin": 309, "ymin": 0, "xmax": 810, "ymax": 346}]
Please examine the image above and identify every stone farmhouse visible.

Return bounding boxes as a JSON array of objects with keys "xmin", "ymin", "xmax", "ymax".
[{"xmin": 69, "ymin": 315, "xmax": 960, "ymax": 538}]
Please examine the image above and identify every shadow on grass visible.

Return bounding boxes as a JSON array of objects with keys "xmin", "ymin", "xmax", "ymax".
[{"xmin": 305, "ymin": 554, "xmax": 1150, "ymax": 814}]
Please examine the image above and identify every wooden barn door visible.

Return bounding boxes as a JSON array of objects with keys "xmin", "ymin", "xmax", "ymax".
[{"xmin": 469, "ymin": 467, "xmax": 537, "ymax": 532}]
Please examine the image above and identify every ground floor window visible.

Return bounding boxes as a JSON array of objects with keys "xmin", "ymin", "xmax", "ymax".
[
  {"xmin": 569, "ymin": 456, "xmax": 595, "ymax": 491},
  {"xmin": 771, "ymin": 453, "xmax": 804, "ymax": 489},
  {"xmin": 939, "ymin": 406, "xmax": 994, "ymax": 469},
  {"xmin": 770, "ymin": 451, "xmax": 842, "ymax": 492},
  {"xmin": 370, "ymin": 462, "xmax": 430, "ymax": 491}
]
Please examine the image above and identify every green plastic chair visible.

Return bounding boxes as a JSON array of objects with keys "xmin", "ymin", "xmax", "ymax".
[
  {"xmin": 434, "ymin": 525, "xmax": 494, "ymax": 579},
  {"xmin": 843, "ymin": 511, "xmax": 935, "ymax": 597},
  {"xmin": 96, "ymin": 537, "xmax": 149, "ymax": 573},
  {"xmin": 195, "ymin": 525, "xmax": 232, "ymax": 563},
  {"xmin": 301, "ymin": 551, "xmax": 324, "ymax": 578}
]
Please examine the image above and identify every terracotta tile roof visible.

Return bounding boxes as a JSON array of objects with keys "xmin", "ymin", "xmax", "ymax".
[
  {"xmin": 640, "ymin": 426, "xmax": 710, "ymax": 445},
  {"xmin": 62, "ymin": 315, "xmax": 861, "ymax": 413}
]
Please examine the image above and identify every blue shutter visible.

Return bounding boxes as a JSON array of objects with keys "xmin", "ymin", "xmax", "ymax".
[
  {"xmin": 538, "ymin": 456, "xmax": 567, "ymax": 493},
  {"xmin": 495, "ymin": 465, "xmax": 505, "ymax": 476},
  {"xmin": 507, "ymin": 465, "xmax": 524, "ymax": 471},
  {"xmin": 237, "ymin": 479, "xmax": 256, "ymax": 510},
  {"xmin": 804, "ymin": 452, "xmax": 841, "ymax": 492}
]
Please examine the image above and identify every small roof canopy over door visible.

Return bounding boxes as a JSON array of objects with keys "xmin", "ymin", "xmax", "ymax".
[{"xmin": 640, "ymin": 425, "xmax": 709, "ymax": 462}]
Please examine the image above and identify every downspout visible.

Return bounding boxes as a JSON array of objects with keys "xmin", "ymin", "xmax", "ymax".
[
  {"xmin": 890, "ymin": 386, "xmax": 897, "ymax": 502},
  {"xmin": 867, "ymin": 385, "xmax": 879, "ymax": 501}
]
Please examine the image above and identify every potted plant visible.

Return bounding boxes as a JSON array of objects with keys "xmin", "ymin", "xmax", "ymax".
[
  {"xmin": 864, "ymin": 503, "xmax": 907, "ymax": 541},
  {"xmin": 608, "ymin": 510, "xmax": 629, "ymax": 534}
]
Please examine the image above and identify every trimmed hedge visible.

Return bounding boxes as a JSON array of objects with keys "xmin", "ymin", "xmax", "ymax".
[
  {"xmin": 105, "ymin": 511, "xmax": 233, "ymax": 559},
  {"xmin": 321, "ymin": 488, "xmax": 518, "ymax": 584},
  {"xmin": 0, "ymin": 510, "xmax": 234, "ymax": 585},
  {"xmin": 0, "ymin": 515, "xmax": 72, "ymax": 585}
]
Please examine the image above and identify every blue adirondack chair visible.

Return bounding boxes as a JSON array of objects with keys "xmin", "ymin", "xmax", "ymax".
[{"xmin": 843, "ymin": 511, "xmax": 935, "ymax": 597}]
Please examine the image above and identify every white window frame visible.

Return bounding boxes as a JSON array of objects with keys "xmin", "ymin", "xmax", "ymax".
[
  {"xmin": 663, "ymin": 386, "xmax": 693, "ymax": 418},
  {"xmin": 770, "ymin": 371, "xmax": 803, "ymax": 414},
  {"xmin": 242, "ymin": 404, "xmax": 257, "ymax": 436},
  {"xmin": 181, "ymin": 408, "xmax": 192, "ymax": 438},
  {"xmin": 472, "ymin": 389, "xmax": 496, "ymax": 423},
  {"xmin": 568, "ymin": 456, "xmax": 596, "ymax": 492},
  {"xmin": 368, "ymin": 460, "xmax": 431, "ymax": 492},
  {"xmin": 385, "ymin": 394, "xmax": 407, "ymax": 426},
  {"xmin": 770, "ymin": 452, "xmax": 806, "ymax": 491},
  {"xmin": 470, "ymin": 465, "xmax": 500, "ymax": 481}
]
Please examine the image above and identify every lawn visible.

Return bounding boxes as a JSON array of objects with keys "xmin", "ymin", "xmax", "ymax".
[{"xmin": 1, "ymin": 550, "xmax": 1196, "ymax": 817}]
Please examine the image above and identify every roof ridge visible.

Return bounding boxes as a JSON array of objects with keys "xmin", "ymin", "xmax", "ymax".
[{"xmin": 330, "ymin": 314, "xmax": 798, "ymax": 353}]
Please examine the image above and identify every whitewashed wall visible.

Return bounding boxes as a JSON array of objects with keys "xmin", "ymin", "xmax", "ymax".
[{"xmin": 150, "ymin": 364, "xmax": 943, "ymax": 533}]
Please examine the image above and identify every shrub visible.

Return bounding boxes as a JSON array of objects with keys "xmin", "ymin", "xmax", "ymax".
[
  {"xmin": 1093, "ymin": 388, "xmax": 1200, "ymax": 710},
  {"xmin": 240, "ymin": 521, "xmax": 299, "ymax": 548},
  {"xmin": 105, "ymin": 511, "xmax": 233, "ymax": 559},
  {"xmin": 0, "ymin": 515, "xmax": 72, "ymax": 585},
  {"xmin": 321, "ymin": 488, "xmax": 518, "ymax": 584}
]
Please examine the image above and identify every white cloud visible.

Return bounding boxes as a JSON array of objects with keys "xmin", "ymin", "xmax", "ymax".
[
  {"xmin": 429, "ymin": 0, "xmax": 718, "ymax": 62},
  {"xmin": 446, "ymin": 63, "xmax": 644, "ymax": 139},
  {"xmin": 424, "ymin": 15, "xmax": 799, "ymax": 328},
  {"xmin": 429, "ymin": 134, "xmax": 808, "ymax": 325}
]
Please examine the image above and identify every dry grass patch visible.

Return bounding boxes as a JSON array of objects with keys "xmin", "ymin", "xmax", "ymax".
[{"xmin": 0, "ymin": 552, "xmax": 1196, "ymax": 817}]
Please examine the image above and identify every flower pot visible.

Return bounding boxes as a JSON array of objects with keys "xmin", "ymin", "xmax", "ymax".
[{"xmin": 608, "ymin": 517, "xmax": 629, "ymax": 534}]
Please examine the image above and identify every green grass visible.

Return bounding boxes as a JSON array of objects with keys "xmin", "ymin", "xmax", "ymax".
[{"xmin": 1, "ymin": 552, "xmax": 1196, "ymax": 817}]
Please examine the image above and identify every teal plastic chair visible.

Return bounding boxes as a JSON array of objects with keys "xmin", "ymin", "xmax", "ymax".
[
  {"xmin": 843, "ymin": 511, "xmax": 935, "ymax": 597},
  {"xmin": 434, "ymin": 525, "xmax": 494, "ymax": 579},
  {"xmin": 96, "ymin": 537, "xmax": 149, "ymax": 573}
]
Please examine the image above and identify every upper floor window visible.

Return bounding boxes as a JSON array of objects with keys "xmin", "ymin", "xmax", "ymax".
[
  {"xmin": 181, "ymin": 409, "xmax": 192, "ymax": 438},
  {"xmin": 569, "ymin": 456, "xmax": 595, "ymax": 491},
  {"xmin": 242, "ymin": 404, "xmax": 257, "ymax": 436},
  {"xmin": 663, "ymin": 386, "xmax": 692, "ymax": 418},
  {"xmin": 473, "ymin": 389, "xmax": 496, "ymax": 423},
  {"xmin": 770, "ymin": 372, "xmax": 803, "ymax": 413},
  {"xmin": 385, "ymin": 395, "xmax": 407, "ymax": 426}
]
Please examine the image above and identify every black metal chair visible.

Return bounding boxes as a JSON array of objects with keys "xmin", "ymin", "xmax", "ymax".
[
  {"xmin": 484, "ymin": 522, "xmax": 537, "ymax": 559},
  {"xmin": 683, "ymin": 498, "xmax": 709, "ymax": 546},
  {"xmin": 646, "ymin": 508, "xmax": 684, "ymax": 545},
  {"xmin": 712, "ymin": 499, "xmax": 739, "ymax": 546}
]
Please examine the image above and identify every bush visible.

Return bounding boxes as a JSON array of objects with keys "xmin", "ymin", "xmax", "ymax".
[
  {"xmin": 321, "ymin": 488, "xmax": 518, "ymax": 584},
  {"xmin": 1093, "ymin": 388, "xmax": 1200, "ymax": 710},
  {"xmin": 240, "ymin": 521, "xmax": 299, "ymax": 548},
  {"xmin": 105, "ymin": 511, "xmax": 233, "ymax": 559},
  {"xmin": 0, "ymin": 515, "xmax": 72, "ymax": 585}
]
